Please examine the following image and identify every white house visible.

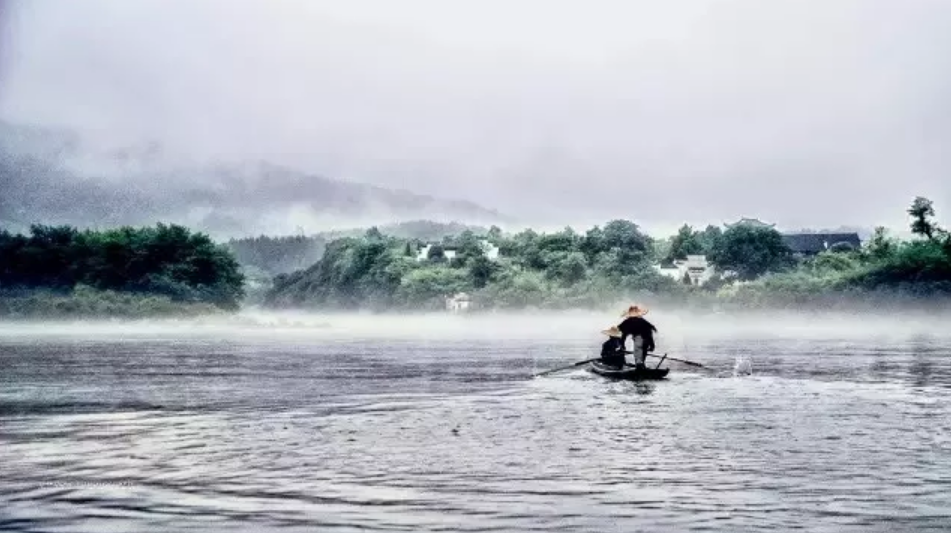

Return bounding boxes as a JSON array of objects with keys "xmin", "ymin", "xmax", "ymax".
[
  {"xmin": 480, "ymin": 239, "xmax": 500, "ymax": 260},
  {"xmin": 416, "ymin": 240, "xmax": 500, "ymax": 262},
  {"xmin": 654, "ymin": 254, "xmax": 715, "ymax": 286},
  {"xmin": 446, "ymin": 292, "xmax": 472, "ymax": 312},
  {"xmin": 416, "ymin": 244, "xmax": 457, "ymax": 261},
  {"xmin": 416, "ymin": 244, "xmax": 433, "ymax": 261}
]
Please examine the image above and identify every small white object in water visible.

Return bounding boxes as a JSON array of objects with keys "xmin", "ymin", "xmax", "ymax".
[{"xmin": 733, "ymin": 356, "xmax": 754, "ymax": 377}]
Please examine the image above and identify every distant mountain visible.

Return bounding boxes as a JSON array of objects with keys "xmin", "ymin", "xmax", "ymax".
[
  {"xmin": 227, "ymin": 235, "xmax": 327, "ymax": 276},
  {"xmin": 0, "ymin": 121, "xmax": 509, "ymax": 238}
]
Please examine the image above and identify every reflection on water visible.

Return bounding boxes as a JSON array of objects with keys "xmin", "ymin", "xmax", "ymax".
[
  {"xmin": 1, "ymin": 321, "xmax": 951, "ymax": 532},
  {"xmin": 632, "ymin": 382, "xmax": 655, "ymax": 396}
]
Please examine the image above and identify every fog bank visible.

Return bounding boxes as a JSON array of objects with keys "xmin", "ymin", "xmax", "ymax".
[{"xmin": 1, "ymin": 309, "xmax": 948, "ymax": 345}]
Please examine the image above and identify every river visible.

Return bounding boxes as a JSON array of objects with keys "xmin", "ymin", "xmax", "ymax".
[{"xmin": 1, "ymin": 311, "xmax": 950, "ymax": 532}]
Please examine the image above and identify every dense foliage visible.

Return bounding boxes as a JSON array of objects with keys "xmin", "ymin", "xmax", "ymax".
[
  {"xmin": 665, "ymin": 224, "xmax": 721, "ymax": 263},
  {"xmin": 266, "ymin": 198, "xmax": 951, "ymax": 311},
  {"xmin": 226, "ymin": 221, "xmax": 491, "ymax": 277},
  {"xmin": 722, "ymin": 198, "xmax": 951, "ymax": 308},
  {"xmin": 0, "ymin": 223, "xmax": 245, "ymax": 309},
  {"xmin": 266, "ymin": 219, "xmax": 684, "ymax": 311},
  {"xmin": 708, "ymin": 224, "xmax": 794, "ymax": 280}
]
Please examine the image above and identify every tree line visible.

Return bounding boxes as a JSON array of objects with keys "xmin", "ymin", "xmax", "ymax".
[
  {"xmin": 3, "ymin": 197, "xmax": 946, "ymax": 314},
  {"xmin": 0, "ymin": 223, "xmax": 245, "ymax": 309},
  {"xmin": 264, "ymin": 197, "xmax": 951, "ymax": 311},
  {"xmin": 226, "ymin": 220, "xmax": 489, "ymax": 276}
]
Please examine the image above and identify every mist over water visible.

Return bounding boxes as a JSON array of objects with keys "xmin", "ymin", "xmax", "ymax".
[
  {"xmin": 2, "ymin": 310, "xmax": 951, "ymax": 531},
  {"xmin": 1, "ymin": 308, "xmax": 948, "ymax": 344}
]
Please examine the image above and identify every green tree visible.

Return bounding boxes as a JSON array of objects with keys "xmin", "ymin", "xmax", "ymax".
[
  {"xmin": 811, "ymin": 251, "xmax": 858, "ymax": 274},
  {"xmin": 697, "ymin": 225, "xmax": 723, "ymax": 255},
  {"xmin": 908, "ymin": 197, "xmax": 942, "ymax": 241},
  {"xmin": 396, "ymin": 267, "xmax": 468, "ymax": 307},
  {"xmin": 0, "ymin": 223, "xmax": 245, "ymax": 309},
  {"xmin": 364, "ymin": 227, "xmax": 385, "ymax": 241},
  {"xmin": 468, "ymin": 255, "xmax": 497, "ymax": 288},
  {"xmin": 580, "ymin": 226, "xmax": 606, "ymax": 259},
  {"xmin": 598, "ymin": 220, "xmax": 653, "ymax": 277},
  {"xmin": 668, "ymin": 224, "xmax": 703, "ymax": 261},
  {"xmin": 709, "ymin": 225, "xmax": 792, "ymax": 280},
  {"xmin": 549, "ymin": 251, "xmax": 588, "ymax": 285},
  {"xmin": 864, "ymin": 226, "xmax": 897, "ymax": 262},
  {"xmin": 455, "ymin": 230, "xmax": 486, "ymax": 264},
  {"xmin": 488, "ymin": 225, "xmax": 503, "ymax": 242},
  {"xmin": 427, "ymin": 244, "xmax": 446, "ymax": 262}
]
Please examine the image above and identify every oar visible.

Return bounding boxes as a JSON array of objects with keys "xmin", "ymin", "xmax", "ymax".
[
  {"xmin": 625, "ymin": 351, "xmax": 706, "ymax": 368},
  {"xmin": 533, "ymin": 357, "xmax": 600, "ymax": 378}
]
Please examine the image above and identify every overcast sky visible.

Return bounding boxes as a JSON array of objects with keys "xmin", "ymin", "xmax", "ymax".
[{"xmin": 1, "ymin": 0, "xmax": 949, "ymax": 234}]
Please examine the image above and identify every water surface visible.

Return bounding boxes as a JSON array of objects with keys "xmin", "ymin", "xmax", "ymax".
[{"xmin": 2, "ymin": 314, "xmax": 950, "ymax": 532}]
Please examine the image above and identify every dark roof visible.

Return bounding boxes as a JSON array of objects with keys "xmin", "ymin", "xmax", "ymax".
[{"xmin": 782, "ymin": 233, "xmax": 861, "ymax": 254}]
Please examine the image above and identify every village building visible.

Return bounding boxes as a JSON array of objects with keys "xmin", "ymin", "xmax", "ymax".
[
  {"xmin": 654, "ymin": 254, "xmax": 715, "ymax": 286},
  {"xmin": 445, "ymin": 292, "xmax": 472, "ymax": 312},
  {"xmin": 781, "ymin": 233, "xmax": 862, "ymax": 257},
  {"xmin": 726, "ymin": 217, "xmax": 776, "ymax": 229},
  {"xmin": 652, "ymin": 220, "xmax": 860, "ymax": 284},
  {"xmin": 725, "ymin": 218, "xmax": 862, "ymax": 257},
  {"xmin": 415, "ymin": 244, "xmax": 453, "ymax": 261},
  {"xmin": 481, "ymin": 240, "xmax": 501, "ymax": 260},
  {"xmin": 416, "ymin": 239, "xmax": 500, "ymax": 262}
]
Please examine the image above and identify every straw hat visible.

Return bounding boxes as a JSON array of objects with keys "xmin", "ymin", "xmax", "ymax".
[
  {"xmin": 601, "ymin": 325, "xmax": 622, "ymax": 338},
  {"xmin": 620, "ymin": 304, "xmax": 649, "ymax": 318}
]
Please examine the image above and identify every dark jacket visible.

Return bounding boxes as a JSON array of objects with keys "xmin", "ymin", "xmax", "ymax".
[
  {"xmin": 600, "ymin": 336, "xmax": 626, "ymax": 366},
  {"xmin": 601, "ymin": 336, "xmax": 624, "ymax": 356},
  {"xmin": 618, "ymin": 316, "xmax": 657, "ymax": 351}
]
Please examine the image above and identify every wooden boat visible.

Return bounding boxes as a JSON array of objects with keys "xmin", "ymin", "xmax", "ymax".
[{"xmin": 587, "ymin": 360, "xmax": 670, "ymax": 381}]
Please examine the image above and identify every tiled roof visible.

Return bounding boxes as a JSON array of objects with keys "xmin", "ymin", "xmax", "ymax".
[
  {"xmin": 727, "ymin": 218, "xmax": 776, "ymax": 228},
  {"xmin": 782, "ymin": 233, "xmax": 861, "ymax": 254}
]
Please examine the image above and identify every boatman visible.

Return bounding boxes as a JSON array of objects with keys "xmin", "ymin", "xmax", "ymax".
[
  {"xmin": 617, "ymin": 304, "xmax": 657, "ymax": 370},
  {"xmin": 599, "ymin": 326, "xmax": 626, "ymax": 369}
]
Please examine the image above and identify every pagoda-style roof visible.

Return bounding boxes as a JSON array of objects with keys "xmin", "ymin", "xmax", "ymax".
[{"xmin": 726, "ymin": 218, "xmax": 776, "ymax": 228}]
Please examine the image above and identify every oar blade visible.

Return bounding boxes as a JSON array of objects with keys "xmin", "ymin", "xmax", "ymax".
[
  {"xmin": 533, "ymin": 357, "xmax": 599, "ymax": 378},
  {"xmin": 643, "ymin": 352, "xmax": 705, "ymax": 368}
]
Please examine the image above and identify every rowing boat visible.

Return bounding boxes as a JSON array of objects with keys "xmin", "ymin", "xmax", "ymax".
[{"xmin": 587, "ymin": 360, "xmax": 670, "ymax": 381}]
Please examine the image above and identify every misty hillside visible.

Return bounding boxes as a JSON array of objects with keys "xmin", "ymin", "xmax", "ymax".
[
  {"xmin": 0, "ymin": 121, "xmax": 508, "ymax": 237},
  {"xmin": 317, "ymin": 220, "xmax": 489, "ymax": 242},
  {"xmin": 228, "ymin": 220, "xmax": 490, "ymax": 276}
]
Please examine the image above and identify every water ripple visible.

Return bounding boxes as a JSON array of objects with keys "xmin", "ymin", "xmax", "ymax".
[{"xmin": 2, "ymin": 336, "xmax": 951, "ymax": 531}]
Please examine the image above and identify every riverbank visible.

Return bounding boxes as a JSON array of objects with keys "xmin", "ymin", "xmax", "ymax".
[{"xmin": 0, "ymin": 286, "xmax": 223, "ymax": 320}]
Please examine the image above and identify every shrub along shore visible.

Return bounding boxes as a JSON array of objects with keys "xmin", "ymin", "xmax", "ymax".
[
  {"xmin": 2, "ymin": 197, "xmax": 949, "ymax": 318},
  {"xmin": 264, "ymin": 197, "xmax": 951, "ymax": 313},
  {"xmin": 0, "ymin": 224, "xmax": 244, "ymax": 319}
]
